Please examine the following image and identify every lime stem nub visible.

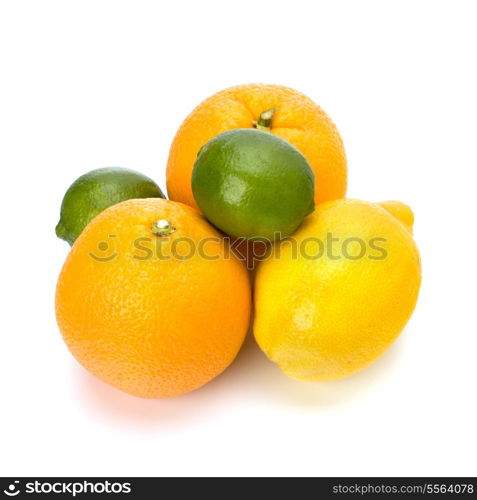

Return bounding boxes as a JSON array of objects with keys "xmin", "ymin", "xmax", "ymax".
[
  {"xmin": 55, "ymin": 221, "xmax": 64, "ymax": 238},
  {"xmin": 253, "ymin": 108, "xmax": 276, "ymax": 131},
  {"xmin": 151, "ymin": 219, "xmax": 175, "ymax": 236}
]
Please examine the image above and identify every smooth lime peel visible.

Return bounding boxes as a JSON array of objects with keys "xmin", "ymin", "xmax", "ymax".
[
  {"xmin": 192, "ymin": 129, "xmax": 315, "ymax": 242},
  {"xmin": 56, "ymin": 167, "xmax": 165, "ymax": 245}
]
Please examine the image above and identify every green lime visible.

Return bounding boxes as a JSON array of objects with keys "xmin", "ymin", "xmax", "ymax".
[
  {"xmin": 191, "ymin": 129, "xmax": 315, "ymax": 241},
  {"xmin": 55, "ymin": 167, "xmax": 165, "ymax": 245}
]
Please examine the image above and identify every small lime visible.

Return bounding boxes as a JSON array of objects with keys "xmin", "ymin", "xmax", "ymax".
[
  {"xmin": 192, "ymin": 129, "xmax": 315, "ymax": 241},
  {"xmin": 55, "ymin": 167, "xmax": 165, "ymax": 245}
]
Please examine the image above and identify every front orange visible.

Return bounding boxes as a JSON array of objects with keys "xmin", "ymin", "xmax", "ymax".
[
  {"xmin": 166, "ymin": 83, "xmax": 347, "ymax": 208},
  {"xmin": 55, "ymin": 198, "xmax": 251, "ymax": 398}
]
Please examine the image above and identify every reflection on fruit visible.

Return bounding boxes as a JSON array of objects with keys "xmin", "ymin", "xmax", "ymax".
[
  {"xmin": 253, "ymin": 199, "xmax": 421, "ymax": 381},
  {"xmin": 167, "ymin": 83, "xmax": 346, "ymax": 208},
  {"xmin": 56, "ymin": 198, "xmax": 251, "ymax": 398}
]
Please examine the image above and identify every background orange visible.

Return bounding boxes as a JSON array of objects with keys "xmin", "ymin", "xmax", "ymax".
[{"xmin": 166, "ymin": 83, "xmax": 347, "ymax": 209}]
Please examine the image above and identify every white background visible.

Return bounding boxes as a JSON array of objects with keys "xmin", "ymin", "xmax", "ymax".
[{"xmin": 1, "ymin": 0, "xmax": 476, "ymax": 477}]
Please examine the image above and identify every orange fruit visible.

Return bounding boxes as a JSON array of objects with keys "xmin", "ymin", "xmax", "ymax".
[
  {"xmin": 166, "ymin": 83, "xmax": 347, "ymax": 209},
  {"xmin": 55, "ymin": 198, "xmax": 251, "ymax": 398}
]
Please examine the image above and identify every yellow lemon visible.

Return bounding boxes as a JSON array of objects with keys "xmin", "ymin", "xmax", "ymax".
[
  {"xmin": 378, "ymin": 200, "xmax": 415, "ymax": 233},
  {"xmin": 253, "ymin": 199, "xmax": 421, "ymax": 381}
]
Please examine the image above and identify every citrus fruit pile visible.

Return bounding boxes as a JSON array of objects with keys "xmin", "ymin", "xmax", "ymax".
[{"xmin": 55, "ymin": 83, "xmax": 421, "ymax": 399}]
